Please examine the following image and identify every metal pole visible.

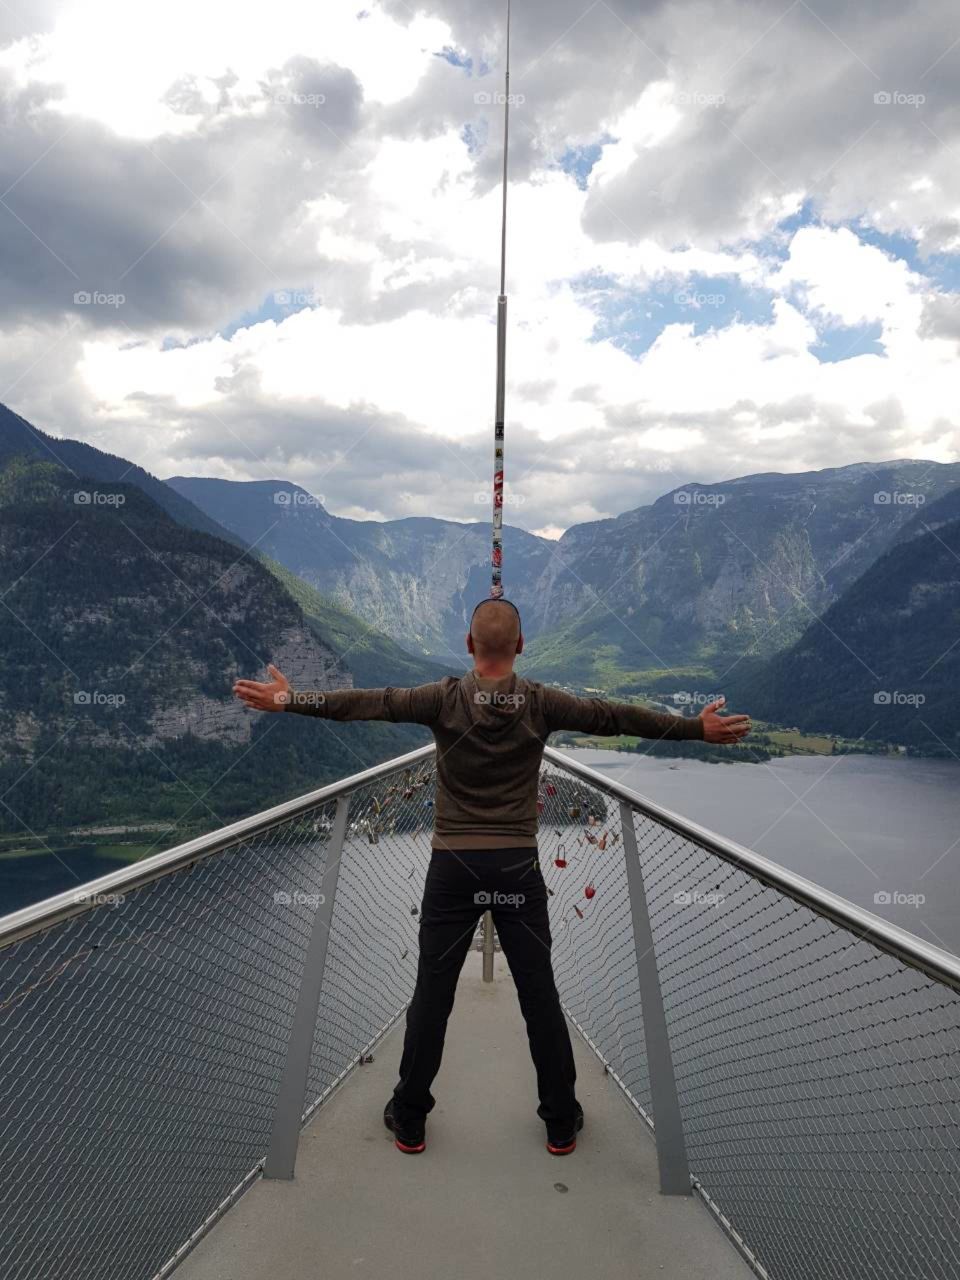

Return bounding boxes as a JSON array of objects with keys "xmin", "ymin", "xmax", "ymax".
[
  {"xmin": 619, "ymin": 801, "xmax": 692, "ymax": 1195},
  {"xmin": 264, "ymin": 793, "xmax": 350, "ymax": 1180},
  {"xmin": 482, "ymin": 909, "xmax": 496, "ymax": 981},
  {"xmin": 490, "ymin": 0, "xmax": 511, "ymax": 599}
]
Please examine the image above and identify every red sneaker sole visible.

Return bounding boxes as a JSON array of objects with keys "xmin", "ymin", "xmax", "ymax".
[
  {"xmin": 395, "ymin": 1138, "xmax": 426, "ymax": 1154},
  {"xmin": 546, "ymin": 1139, "xmax": 577, "ymax": 1155}
]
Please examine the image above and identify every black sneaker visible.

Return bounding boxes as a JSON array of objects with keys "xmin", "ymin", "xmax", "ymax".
[
  {"xmin": 545, "ymin": 1103, "xmax": 584, "ymax": 1155},
  {"xmin": 383, "ymin": 1097, "xmax": 426, "ymax": 1154}
]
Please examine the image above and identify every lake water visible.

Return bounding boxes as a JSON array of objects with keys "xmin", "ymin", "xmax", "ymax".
[
  {"xmin": 562, "ymin": 748, "xmax": 960, "ymax": 956},
  {"xmin": 2, "ymin": 750, "xmax": 958, "ymax": 955}
]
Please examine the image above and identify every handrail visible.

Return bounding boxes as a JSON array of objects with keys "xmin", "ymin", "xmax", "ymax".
[
  {"xmin": 543, "ymin": 745, "xmax": 960, "ymax": 993},
  {"xmin": 4, "ymin": 737, "xmax": 957, "ymax": 996},
  {"xmin": 3, "ymin": 736, "xmax": 959, "ymax": 1280},
  {"xmin": 0, "ymin": 743, "xmax": 436, "ymax": 952}
]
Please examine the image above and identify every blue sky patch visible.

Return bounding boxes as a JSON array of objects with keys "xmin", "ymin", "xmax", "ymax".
[
  {"xmin": 854, "ymin": 221, "xmax": 960, "ymax": 292},
  {"xmin": 775, "ymin": 197, "xmax": 819, "ymax": 238},
  {"xmin": 211, "ymin": 289, "xmax": 321, "ymax": 344},
  {"xmin": 555, "ymin": 135, "xmax": 615, "ymax": 190},
  {"xmin": 461, "ymin": 119, "xmax": 488, "ymax": 156},
  {"xmin": 437, "ymin": 46, "xmax": 472, "ymax": 71},
  {"xmin": 810, "ymin": 319, "xmax": 884, "ymax": 363},
  {"xmin": 765, "ymin": 206, "xmax": 960, "ymax": 295},
  {"xmin": 574, "ymin": 269, "xmax": 776, "ymax": 357},
  {"xmin": 920, "ymin": 251, "xmax": 960, "ymax": 292},
  {"xmin": 161, "ymin": 334, "xmax": 206, "ymax": 351}
]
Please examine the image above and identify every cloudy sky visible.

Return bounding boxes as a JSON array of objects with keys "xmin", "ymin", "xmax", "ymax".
[{"xmin": 1, "ymin": 0, "xmax": 958, "ymax": 536}]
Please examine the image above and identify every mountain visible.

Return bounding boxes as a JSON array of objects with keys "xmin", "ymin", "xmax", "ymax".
[
  {"xmin": 165, "ymin": 475, "xmax": 557, "ymax": 663},
  {"xmin": 519, "ymin": 460, "xmax": 960, "ymax": 689},
  {"xmin": 0, "ymin": 400, "xmax": 449, "ymax": 690},
  {"xmin": 0, "ymin": 402, "xmax": 245, "ymax": 548},
  {"xmin": 725, "ymin": 493, "xmax": 960, "ymax": 751},
  {"xmin": 170, "ymin": 461, "xmax": 960, "ymax": 689},
  {"xmin": 0, "ymin": 451, "xmax": 430, "ymax": 842},
  {"xmin": 260, "ymin": 556, "xmax": 457, "ymax": 688},
  {"xmin": 896, "ymin": 483, "xmax": 960, "ymax": 542}
]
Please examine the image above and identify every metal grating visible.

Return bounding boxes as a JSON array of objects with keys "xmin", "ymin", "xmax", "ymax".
[
  {"xmin": 2, "ymin": 743, "xmax": 959, "ymax": 1280},
  {"xmin": 631, "ymin": 807, "xmax": 960, "ymax": 1280}
]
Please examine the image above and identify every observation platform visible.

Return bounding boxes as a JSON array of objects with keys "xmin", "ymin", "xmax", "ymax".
[
  {"xmin": 176, "ymin": 949, "xmax": 752, "ymax": 1280},
  {"xmin": 6, "ymin": 744, "xmax": 958, "ymax": 1280}
]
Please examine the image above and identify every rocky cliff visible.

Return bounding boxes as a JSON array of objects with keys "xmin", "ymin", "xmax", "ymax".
[{"xmin": 170, "ymin": 460, "xmax": 960, "ymax": 688}]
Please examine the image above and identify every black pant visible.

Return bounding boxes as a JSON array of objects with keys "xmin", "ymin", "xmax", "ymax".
[{"xmin": 391, "ymin": 847, "xmax": 579, "ymax": 1130}]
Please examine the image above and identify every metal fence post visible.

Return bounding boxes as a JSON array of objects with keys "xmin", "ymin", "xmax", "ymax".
[
  {"xmin": 482, "ymin": 909, "xmax": 495, "ymax": 982},
  {"xmin": 264, "ymin": 793, "xmax": 350, "ymax": 1180},
  {"xmin": 619, "ymin": 801, "xmax": 691, "ymax": 1195}
]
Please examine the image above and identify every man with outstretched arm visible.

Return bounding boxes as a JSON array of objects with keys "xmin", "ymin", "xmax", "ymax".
[{"xmin": 234, "ymin": 598, "xmax": 751, "ymax": 1156}]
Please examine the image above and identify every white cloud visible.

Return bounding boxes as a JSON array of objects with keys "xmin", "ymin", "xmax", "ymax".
[
  {"xmin": 1, "ymin": 0, "xmax": 959, "ymax": 535},
  {"xmin": 770, "ymin": 225, "xmax": 919, "ymax": 328},
  {"xmin": 1, "ymin": 0, "xmax": 449, "ymax": 136}
]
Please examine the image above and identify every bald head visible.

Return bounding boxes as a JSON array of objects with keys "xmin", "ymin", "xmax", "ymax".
[{"xmin": 467, "ymin": 599, "xmax": 523, "ymax": 669}]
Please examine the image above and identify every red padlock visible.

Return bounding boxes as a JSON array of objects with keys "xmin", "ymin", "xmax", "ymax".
[
  {"xmin": 555, "ymin": 857, "xmax": 567, "ymax": 869},
  {"xmin": 546, "ymin": 784, "xmax": 556, "ymax": 797},
  {"xmin": 584, "ymin": 884, "xmax": 596, "ymax": 900}
]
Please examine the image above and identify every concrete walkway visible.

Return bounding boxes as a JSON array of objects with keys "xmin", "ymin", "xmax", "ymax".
[{"xmin": 176, "ymin": 952, "xmax": 753, "ymax": 1280}]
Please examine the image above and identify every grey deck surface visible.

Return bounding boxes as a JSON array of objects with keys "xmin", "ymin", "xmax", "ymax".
[{"xmin": 176, "ymin": 951, "xmax": 753, "ymax": 1280}]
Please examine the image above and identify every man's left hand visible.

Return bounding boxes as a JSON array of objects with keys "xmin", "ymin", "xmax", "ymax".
[{"xmin": 699, "ymin": 697, "xmax": 751, "ymax": 744}]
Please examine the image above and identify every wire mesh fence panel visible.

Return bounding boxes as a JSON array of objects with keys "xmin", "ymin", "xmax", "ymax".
[
  {"xmin": 5, "ymin": 739, "xmax": 960, "ymax": 1280},
  {"xmin": 630, "ymin": 807, "xmax": 960, "ymax": 1280},
  {"xmin": 0, "ymin": 807, "xmax": 339, "ymax": 1280},
  {"xmin": 538, "ymin": 761, "xmax": 653, "ymax": 1119},
  {"xmin": 306, "ymin": 762, "xmax": 437, "ymax": 1110}
]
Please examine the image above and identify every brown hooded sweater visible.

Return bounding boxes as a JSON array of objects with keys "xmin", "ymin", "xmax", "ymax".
[{"xmin": 284, "ymin": 670, "xmax": 704, "ymax": 851}]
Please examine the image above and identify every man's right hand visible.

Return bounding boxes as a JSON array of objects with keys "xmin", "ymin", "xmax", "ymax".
[
  {"xmin": 233, "ymin": 663, "xmax": 291, "ymax": 712},
  {"xmin": 699, "ymin": 697, "xmax": 751, "ymax": 744}
]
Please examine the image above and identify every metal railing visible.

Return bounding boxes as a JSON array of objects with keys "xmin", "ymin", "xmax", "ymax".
[
  {"xmin": 0, "ymin": 745, "xmax": 437, "ymax": 1280},
  {"xmin": 539, "ymin": 746, "xmax": 960, "ymax": 1280},
  {"xmin": 1, "ymin": 741, "xmax": 959, "ymax": 1280}
]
